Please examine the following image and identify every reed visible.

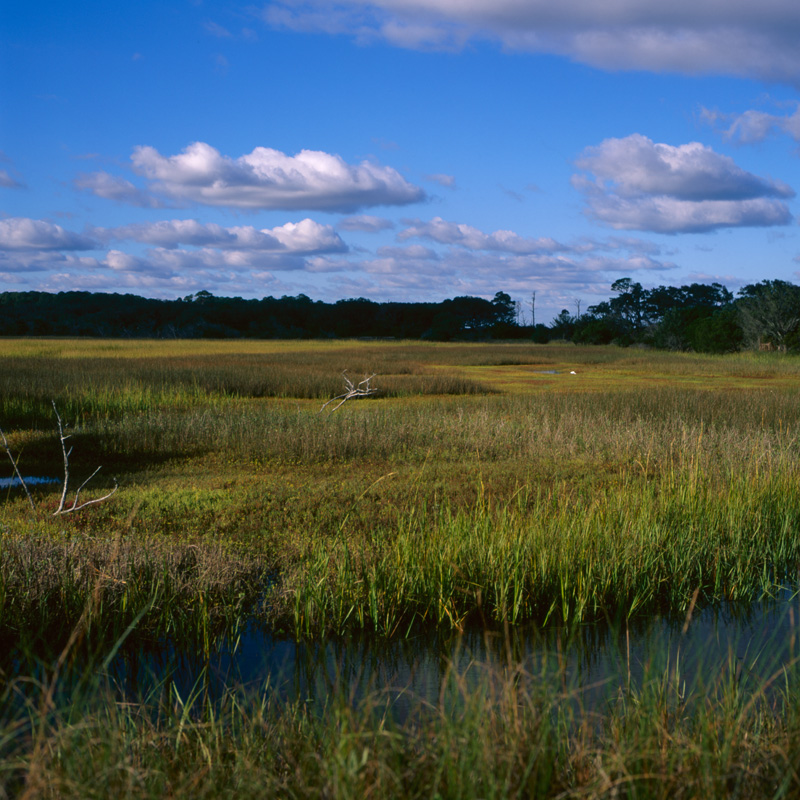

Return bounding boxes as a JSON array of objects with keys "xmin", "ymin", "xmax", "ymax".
[
  {"xmin": 0, "ymin": 533, "xmax": 266, "ymax": 656},
  {"xmin": 2, "ymin": 630, "xmax": 800, "ymax": 798},
  {"xmin": 3, "ymin": 339, "xmax": 800, "ymax": 796},
  {"xmin": 2, "ymin": 342, "xmax": 800, "ymax": 640},
  {"xmin": 277, "ymin": 460, "xmax": 800, "ymax": 636}
]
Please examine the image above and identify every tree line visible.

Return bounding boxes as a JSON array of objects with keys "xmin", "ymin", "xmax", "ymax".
[
  {"xmin": 0, "ymin": 280, "xmax": 796, "ymax": 351},
  {"xmin": 549, "ymin": 278, "xmax": 800, "ymax": 353}
]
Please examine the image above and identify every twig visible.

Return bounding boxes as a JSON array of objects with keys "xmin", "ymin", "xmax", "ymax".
[
  {"xmin": 51, "ymin": 401, "xmax": 118, "ymax": 515},
  {"xmin": 0, "ymin": 402, "xmax": 118, "ymax": 516},
  {"xmin": 320, "ymin": 371, "xmax": 378, "ymax": 413},
  {"xmin": 0, "ymin": 426, "xmax": 35, "ymax": 511},
  {"xmin": 52, "ymin": 401, "xmax": 71, "ymax": 514}
]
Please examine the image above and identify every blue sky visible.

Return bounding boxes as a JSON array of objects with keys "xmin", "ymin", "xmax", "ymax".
[{"xmin": 3, "ymin": 0, "xmax": 800, "ymax": 322}]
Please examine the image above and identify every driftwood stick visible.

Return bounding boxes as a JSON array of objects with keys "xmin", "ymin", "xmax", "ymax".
[
  {"xmin": 60, "ymin": 467, "xmax": 118, "ymax": 514},
  {"xmin": 51, "ymin": 401, "xmax": 117, "ymax": 515},
  {"xmin": 52, "ymin": 401, "xmax": 71, "ymax": 515},
  {"xmin": 0, "ymin": 427, "xmax": 35, "ymax": 511},
  {"xmin": 320, "ymin": 371, "xmax": 378, "ymax": 412},
  {"xmin": 0, "ymin": 402, "xmax": 118, "ymax": 516}
]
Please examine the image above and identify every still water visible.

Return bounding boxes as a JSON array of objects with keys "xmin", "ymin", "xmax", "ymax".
[
  {"xmin": 94, "ymin": 589, "xmax": 800, "ymax": 715},
  {"xmin": 0, "ymin": 476, "xmax": 59, "ymax": 489},
  {"xmin": 5, "ymin": 590, "xmax": 798, "ymax": 718}
]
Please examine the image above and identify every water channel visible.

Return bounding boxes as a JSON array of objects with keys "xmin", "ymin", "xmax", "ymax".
[{"xmin": 8, "ymin": 589, "xmax": 794, "ymax": 720}]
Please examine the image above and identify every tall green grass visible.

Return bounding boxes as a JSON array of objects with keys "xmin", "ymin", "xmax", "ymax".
[
  {"xmin": 3, "ymin": 373, "xmax": 800, "ymax": 640},
  {"xmin": 278, "ymin": 462, "xmax": 800, "ymax": 637},
  {"xmin": 0, "ymin": 534, "xmax": 266, "ymax": 653},
  {"xmin": 3, "ymin": 635, "xmax": 800, "ymax": 798},
  {"xmin": 4, "ymin": 340, "xmax": 800, "ymax": 796}
]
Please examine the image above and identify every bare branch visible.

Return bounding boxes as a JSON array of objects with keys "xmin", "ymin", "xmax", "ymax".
[
  {"xmin": 320, "ymin": 371, "xmax": 378, "ymax": 413},
  {"xmin": 0, "ymin": 427, "xmax": 35, "ymax": 511},
  {"xmin": 51, "ymin": 401, "xmax": 117, "ymax": 516},
  {"xmin": 59, "ymin": 468, "xmax": 119, "ymax": 514},
  {"xmin": 53, "ymin": 401, "xmax": 71, "ymax": 515},
  {"xmin": 0, "ymin": 402, "xmax": 118, "ymax": 516}
]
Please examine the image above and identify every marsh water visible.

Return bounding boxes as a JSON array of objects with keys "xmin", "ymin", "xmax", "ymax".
[
  {"xmin": 7, "ymin": 589, "xmax": 792, "ymax": 719},
  {"xmin": 0, "ymin": 476, "xmax": 59, "ymax": 489}
]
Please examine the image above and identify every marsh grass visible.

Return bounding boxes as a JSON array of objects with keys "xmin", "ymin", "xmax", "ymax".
[
  {"xmin": 3, "ymin": 630, "xmax": 800, "ymax": 798},
  {"xmin": 3, "ymin": 344, "xmax": 800, "ymax": 640},
  {"xmin": 4, "ymin": 339, "xmax": 800, "ymax": 795},
  {"xmin": 0, "ymin": 533, "xmax": 267, "ymax": 656},
  {"xmin": 277, "ymin": 462, "xmax": 800, "ymax": 636}
]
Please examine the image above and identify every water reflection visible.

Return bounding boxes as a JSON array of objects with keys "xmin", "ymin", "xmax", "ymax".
[
  {"xmin": 6, "ymin": 590, "xmax": 800, "ymax": 717},
  {"xmin": 0, "ymin": 475, "xmax": 59, "ymax": 489}
]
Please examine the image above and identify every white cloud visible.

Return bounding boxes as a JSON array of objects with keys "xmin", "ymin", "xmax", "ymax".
[
  {"xmin": 702, "ymin": 104, "xmax": 800, "ymax": 144},
  {"xmin": 0, "ymin": 216, "xmax": 347, "ymax": 288},
  {"xmin": 128, "ymin": 141, "xmax": 425, "ymax": 211},
  {"xmin": 337, "ymin": 214, "xmax": 395, "ymax": 232},
  {"xmin": 424, "ymin": 173, "xmax": 456, "ymax": 188},
  {"xmin": 119, "ymin": 247, "xmax": 311, "ymax": 273},
  {"xmin": 573, "ymin": 134, "xmax": 795, "ymax": 233},
  {"xmin": 332, "ymin": 245, "xmax": 673, "ymax": 302},
  {"xmin": 575, "ymin": 134, "xmax": 793, "ymax": 201},
  {"xmin": 398, "ymin": 216, "xmax": 567, "ymax": 254},
  {"xmin": 74, "ymin": 171, "xmax": 163, "ymax": 208},
  {"xmin": 204, "ymin": 20, "xmax": 233, "ymax": 37},
  {"xmin": 101, "ymin": 220, "xmax": 251, "ymax": 249},
  {"xmin": 260, "ymin": 0, "xmax": 800, "ymax": 83},
  {"xmin": 104, "ymin": 250, "xmax": 156, "ymax": 273},
  {"xmin": 581, "ymin": 195, "xmax": 793, "ymax": 234},
  {"xmin": 0, "ymin": 170, "xmax": 22, "ymax": 189},
  {"xmin": 376, "ymin": 244, "xmax": 440, "ymax": 260},
  {"xmin": 268, "ymin": 218, "xmax": 347, "ymax": 253},
  {"xmin": 100, "ymin": 218, "xmax": 346, "ymax": 254},
  {"xmin": 0, "ymin": 218, "xmax": 98, "ymax": 251},
  {"xmin": 0, "ymin": 250, "xmax": 101, "ymax": 273}
]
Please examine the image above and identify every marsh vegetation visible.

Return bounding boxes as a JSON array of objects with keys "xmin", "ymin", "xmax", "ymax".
[{"xmin": 3, "ymin": 339, "xmax": 800, "ymax": 797}]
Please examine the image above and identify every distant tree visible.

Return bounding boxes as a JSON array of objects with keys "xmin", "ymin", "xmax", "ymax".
[
  {"xmin": 572, "ymin": 315, "xmax": 618, "ymax": 345},
  {"xmin": 490, "ymin": 291, "xmax": 516, "ymax": 326},
  {"xmin": 737, "ymin": 280, "xmax": 800, "ymax": 351},
  {"xmin": 530, "ymin": 323, "xmax": 550, "ymax": 343},
  {"xmin": 585, "ymin": 278, "xmax": 650, "ymax": 341},
  {"xmin": 689, "ymin": 306, "xmax": 744, "ymax": 353},
  {"xmin": 550, "ymin": 309, "xmax": 576, "ymax": 340}
]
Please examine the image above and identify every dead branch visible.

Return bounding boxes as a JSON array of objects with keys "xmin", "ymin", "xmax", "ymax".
[
  {"xmin": 0, "ymin": 427, "xmax": 35, "ymax": 511},
  {"xmin": 0, "ymin": 402, "xmax": 117, "ymax": 515},
  {"xmin": 320, "ymin": 371, "xmax": 378, "ymax": 413},
  {"xmin": 52, "ymin": 401, "xmax": 117, "ymax": 515}
]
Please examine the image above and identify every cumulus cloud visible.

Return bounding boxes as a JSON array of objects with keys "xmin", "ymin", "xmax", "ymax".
[
  {"xmin": 398, "ymin": 216, "xmax": 566, "ymax": 254},
  {"xmin": 0, "ymin": 170, "xmax": 22, "ymax": 189},
  {"xmin": 337, "ymin": 214, "xmax": 395, "ymax": 232},
  {"xmin": 0, "ymin": 210, "xmax": 681, "ymax": 314},
  {"xmin": 424, "ymin": 173, "xmax": 456, "ymax": 188},
  {"xmin": 575, "ymin": 134, "xmax": 793, "ymax": 201},
  {"xmin": 335, "ymin": 215, "xmax": 679, "ymax": 304},
  {"xmin": 117, "ymin": 246, "xmax": 317, "ymax": 273},
  {"xmin": 204, "ymin": 20, "xmax": 233, "ymax": 37},
  {"xmin": 334, "ymin": 244, "xmax": 673, "ymax": 303},
  {"xmin": 74, "ymin": 171, "xmax": 163, "ymax": 208},
  {"xmin": 99, "ymin": 218, "xmax": 346, "ymax": 254},
  {"xmin": 702, "ymin": 104, "xmax": 800, "ymax": 144},
  {"xmin": 104, "ymin": 250, "xmax": 156, "ymax": 273},
  {"xmin": 376, "ymin": 244, "xmax": 440, "ymax": 260},
  {"xmin": 0, "ymin": 214, "xmax": 350, "ymax": 295},
  {"xmin": 260, "ymin": 0, "xmax": 800, "ymax": 83},
  {"xmin": 0, "ymin": 250, "xmax": 101, "ymax": 273},
  {"xmin": 126, "ymin": 141, "xmax": 425, "ymax": 212},
  {"xmin": 580, "ymin": 195, "xmax": 793, "ymax": 234},
  {"xmin": 0, "ymin": 218, "xmax": 98, "ymax": 251},
  {"xmin": 573, "ymin": 134, "xmax": 795, "ymax": 233},
  {"xmin": 268, "ymin": 219, "xmax": 347, "ymax": 253}
]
